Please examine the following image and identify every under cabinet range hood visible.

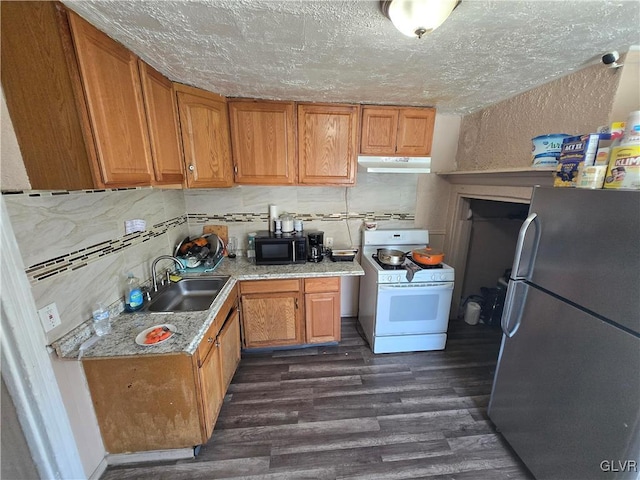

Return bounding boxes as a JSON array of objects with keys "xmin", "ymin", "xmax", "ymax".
[{"xmin": 357, "ymin": 156, "xmax": 431, "ymax": 173}]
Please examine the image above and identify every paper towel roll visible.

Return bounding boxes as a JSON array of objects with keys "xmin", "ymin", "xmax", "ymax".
[{"xmin": 268, "ymin": 205, "xmax": 278, "ymax": 232}]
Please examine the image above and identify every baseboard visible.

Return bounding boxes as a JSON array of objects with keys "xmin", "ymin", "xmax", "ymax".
[
  {"xmin": 106, "ymin": 447, "xmax": 195, "ymax": 465},
  {"xmin": 88, "ymin": 457, "xmax": 108, "ymax": 480}
]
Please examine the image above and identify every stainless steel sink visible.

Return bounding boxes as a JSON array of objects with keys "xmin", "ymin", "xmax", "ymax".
[{"xmin": 144, "ymin": 276, "xmax": 230, "ymax": 312}]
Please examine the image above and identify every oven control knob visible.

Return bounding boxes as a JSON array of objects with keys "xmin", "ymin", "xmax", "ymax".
[
  {"xmin": 431, "ymin": 273, "xmax": 437, "ymax": 281},
  {"xmin": 440, "ymin": 274, "xmax": 447, "ymax": 281},
  {"xmin": 387, "ymin": 275, "xmax": 393, "ymax": 282}
]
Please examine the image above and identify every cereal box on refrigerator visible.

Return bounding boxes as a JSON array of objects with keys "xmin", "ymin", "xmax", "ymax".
[
  {"xmin": 553, "ymin": 134, "xmax": 606, "ymax": 187},
  {"xmin": 603, "ymin": 111, "xmax": 640, "ymax": 190}
]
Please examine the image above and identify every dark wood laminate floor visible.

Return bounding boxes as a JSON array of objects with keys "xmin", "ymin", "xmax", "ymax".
[{"xmin": 101, "ymin": 317, "xmax": 533, "ymax": 480}]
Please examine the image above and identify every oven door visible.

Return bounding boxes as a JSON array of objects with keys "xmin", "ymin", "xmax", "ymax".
[{"xmin": 375, "ymin": 282, "xmax": 454, "ymax": 336}]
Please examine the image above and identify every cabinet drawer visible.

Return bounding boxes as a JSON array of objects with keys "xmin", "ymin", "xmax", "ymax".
[
  {"xmin": 240, "ymin": 279, "xmax": 301, "ymax": 295},
  {"xmin": 304, "ymin": 277, "xmax": 340, "ymax": 293}
]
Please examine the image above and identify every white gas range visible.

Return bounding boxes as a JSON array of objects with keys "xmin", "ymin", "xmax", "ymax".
[{"xmin": 357, "ymin": 229, "xmax": 455, "ymax": 354}]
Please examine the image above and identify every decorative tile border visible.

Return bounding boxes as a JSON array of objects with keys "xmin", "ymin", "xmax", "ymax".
[
  {"xmin": 187, "ymin": 212, "xmax": 415, "ymax": 224},
  {"xmin": 24, "ymin": 216, "xmax": 187, "ymax": 284},
  {"xmin": 1, "ymin": 187, "xmax": 142, "ymax": 197}
]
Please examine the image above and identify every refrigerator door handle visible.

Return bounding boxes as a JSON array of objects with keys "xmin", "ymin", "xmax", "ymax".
[
  {"xmin": 511, "ymin": 212, "xmax": 540, "ymax": 280},
  {"xmin": 501, "ymin": 281, "xmax": 528, "ymax": 337}
]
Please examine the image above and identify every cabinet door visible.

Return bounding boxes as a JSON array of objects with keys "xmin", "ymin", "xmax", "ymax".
[
  {"xmin": 138, "ymin": 61, "xmax": 185, "ymax": 186},
  {"xmin": 83, "ymin": 355, "xmax": 202, "ymax": 453},
  {"xmin": 0, "ymin": 2, "xmax": 100, "ymax": 190},
  {"xmin": 198, "ymin": 339, "xmax": 224, "ymax": 440},
  {"xmin": 396, "ymin": 107, "xmax": 436, "ymax": 156},
  {"xmin": 305, "ymin": 292, "xmax": 341, "ymax": 343},
  {"xmin": 304, "ymin": 277, "xmax": 341, "ymax": 343},
  {"xmin": 297, "ymin": 103, "xmax": 358, "ymax": 185},
  {"xmin": 360, "ymin": 107, "xmax": 399, "ymax": 155},
  {"xmin": 229, "ymin": 100, "xmax": 296, "ymax": 185},
  {"xmin": 175, "ymin": 84, "xmax": 233, "ymax": 188},
  {"xmin": 218, "ymin": 309, "xmax": 241, "ymax": 390},
  {"xmin": 67, "ymin": 12, "xmax": 154, "ymax": 187},
  {"xmin": 241, "ymin": 292, "xmax": 303, "ymax": 348}
]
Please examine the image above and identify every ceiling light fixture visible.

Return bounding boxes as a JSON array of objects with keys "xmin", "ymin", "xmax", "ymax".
[{"xmin": 381, "ymin": 0, "xmax": 461, "ymax": 39}]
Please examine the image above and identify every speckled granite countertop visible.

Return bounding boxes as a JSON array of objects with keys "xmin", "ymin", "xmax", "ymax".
[{"xmin": 52, "ymin": 257, "xmax": 363, "ymax": 360}]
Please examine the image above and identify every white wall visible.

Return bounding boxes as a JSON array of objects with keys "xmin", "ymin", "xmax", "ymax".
[
  {"xmin": 415, "ymin": 113, "xmax": 461, "ymax": 252},
  {"xmin": 610, "ymin": 48, "xmax": 640, "ymax": 124}
]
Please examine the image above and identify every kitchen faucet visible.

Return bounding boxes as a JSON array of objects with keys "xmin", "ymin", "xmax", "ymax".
[{"xmin": 151, "ymin": 255, "xmax": 183, "ymax": 292}]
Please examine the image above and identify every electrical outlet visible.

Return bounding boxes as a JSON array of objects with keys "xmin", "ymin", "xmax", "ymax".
[
  {"xmin": 38, "ymin": 302, "xmax": 61, "ymax": 333},
  {"xmin": 325, "ymin": 237, "xmax": 334, "ymax": 248}
]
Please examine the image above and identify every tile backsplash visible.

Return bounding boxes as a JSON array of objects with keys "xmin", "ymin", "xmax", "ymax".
[
  {"xmin": 3, "ymin": 170, "xmax": 419, "ymax": 343},
  {"xmin": 4, "ymin": 187, "xmax": 188, "ymax": 344},
  {"xmin": 184, "ymin": 170, "xmax": 419, "ymax": 249}
]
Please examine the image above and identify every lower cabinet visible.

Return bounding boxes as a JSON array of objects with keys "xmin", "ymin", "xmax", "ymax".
[
  {"xmin": 82, "ymin": 285, "xmax": 240, "ymax": 453},
  {"xmin": 240, "ymin": 277, "xmax": 341, "ymax": 349},
  {"xmin": 82, "ymin": 354, "xmax": 203, "ymax": 453},
  {"xmin": 218, "ymin": 309, "xmax": 241, "ymax": 390},
  {"xmin": 239, "ymin": 279, "xmax": 304, "ymax": 348},
  {"xmin": 305, "ymin": 277, "xmax": 341, "ymax": 343}
]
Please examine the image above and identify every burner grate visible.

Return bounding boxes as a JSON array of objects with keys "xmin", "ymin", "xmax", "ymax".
[
  {"xmin": 371, "ymin": 253, "xmax": 443, "ymax": 270},
  {"xmin": 407, "ymin": 255, "xmax": 443, "ymax": 269},
  {"xmin": 371, "ymin": 254, "xmax": 405, "ymax": 270}
]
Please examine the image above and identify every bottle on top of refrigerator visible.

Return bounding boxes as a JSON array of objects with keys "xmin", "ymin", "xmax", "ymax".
[
  {"xmin": 604, "ymin": 111, "xmax": 640, "ymax": 190},
  {"xmin": 124, "ymin": 273, "xmax": 144, "ymax": 312}
]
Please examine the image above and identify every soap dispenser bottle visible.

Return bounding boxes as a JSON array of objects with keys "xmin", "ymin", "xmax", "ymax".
[{"xmin": 124, "ymin": 273, "xmax": 143, "ymax": 312}]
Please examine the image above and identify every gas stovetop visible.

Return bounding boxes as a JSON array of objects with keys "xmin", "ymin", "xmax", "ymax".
[
  {"xmin": 372, "ymin": 254, "xmax": 444, "ymax": 270},
  {"xmin": 361, "ymin": 229, "xmax": 455, "ymax": 284}
]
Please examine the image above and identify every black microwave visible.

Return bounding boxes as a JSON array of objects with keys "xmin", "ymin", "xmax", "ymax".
[{"xmin": 254, "ymin": 231, "xmax": 307, "ymax": 265}]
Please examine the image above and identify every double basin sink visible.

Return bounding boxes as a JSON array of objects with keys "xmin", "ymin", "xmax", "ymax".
[{"xmin": 141, "ymin": 276, "xmax": 230, "ymax": 313}]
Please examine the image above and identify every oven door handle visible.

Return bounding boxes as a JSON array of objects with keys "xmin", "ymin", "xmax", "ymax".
[{"xmin": 378, "ymin": 283, "xmax": 454, "ymax": 290}]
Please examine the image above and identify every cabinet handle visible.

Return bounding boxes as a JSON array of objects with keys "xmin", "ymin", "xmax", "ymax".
[
  {"xmin": 295, "ymin": 298, "xmax": 298, "ymax": 309},
  {"xmin": 188, "ymin": 164, "xmax": 195, "ymax": 172},
  {"xmin": 215, "ymin": 340, "xmax": 220, "ymax": 347},
  {"xmin": 207, "ymin": 337, "xmax": 214, "ymax": 343}
]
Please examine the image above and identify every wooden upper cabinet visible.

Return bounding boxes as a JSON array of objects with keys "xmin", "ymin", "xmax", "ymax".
[
  {"xmin": 175, "ymin": 84, "xmax": 233, "ymax": 188},
  {"xmin": 229, "ymin": 100, "xmax": 297, "ymax": 185},
  {"xmin": 297, "ymin": 103, "xmax": 359, "ymax": 186},
  {"xmin": 396, "ymin": 107, "xmax": 436, "ymax": 155},
  {"xmin": 138, "ymin": 61, "xmax": 185, "ymax": 186},
  {"xmin": 67, "ymin": 11, "xmax": 154, "ymax": 187},
  {"xmin": 360, "ymin": 106, "xmax": 436, "ymax": 156},
  {"xmin": 360, "ymin": 107, "xmax": 399, "ymax": 155},
  {"xmin": 0, "ymin": 1, "xmax": 100, "ymax": 190}
]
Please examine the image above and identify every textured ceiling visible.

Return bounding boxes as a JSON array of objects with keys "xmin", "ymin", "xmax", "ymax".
[{"xmin": 62, "ymin": 0, "xmax": 640, "ymax": 114}]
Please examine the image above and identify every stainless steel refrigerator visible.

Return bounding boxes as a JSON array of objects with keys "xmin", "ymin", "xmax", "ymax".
[{"xmin": 488, "ymin": 187, "xmax": 640, "ymax": 480}]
